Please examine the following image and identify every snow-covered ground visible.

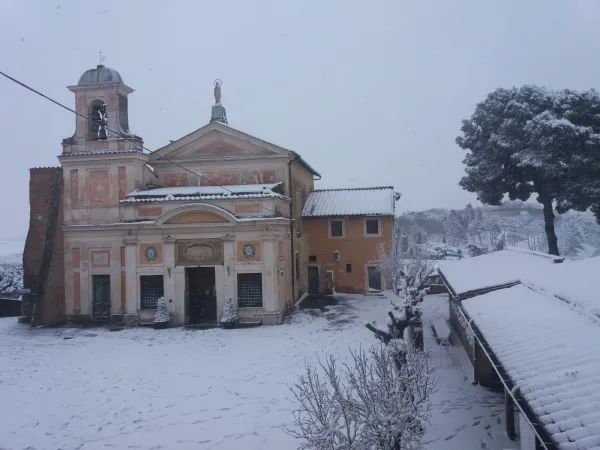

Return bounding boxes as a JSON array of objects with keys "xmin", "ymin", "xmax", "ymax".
[{"xmin": 0, "ymin": 293, "xmax": 515, "ymax": 450}]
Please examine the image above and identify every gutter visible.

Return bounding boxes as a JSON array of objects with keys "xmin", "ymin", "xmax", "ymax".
[
  {"xmin": 291, "ymin": 151, "xmax": 321, "ymax": 180},
  {"xmin": 456, "ymin": 304, "xmax": 558, "ymax": 449},
  {"xmin": 288, "ymin": 160, "xmax": 296, "ymax": 304}
]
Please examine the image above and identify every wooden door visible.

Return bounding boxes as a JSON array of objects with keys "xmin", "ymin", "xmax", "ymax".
[
  {"xmin": 307, "ymin": 266, "xmax": 319, "ymax": 294},
  {"xmin": 367, "ymin": 266, "xmax": 382, "ymax": 291},
  {"xmin": 186, "ymin": 267, "xmax": 217, "ymax": 324},
  {"xmin": 92, "ymin": 275, "xmax": 111, "ymax": 320}
]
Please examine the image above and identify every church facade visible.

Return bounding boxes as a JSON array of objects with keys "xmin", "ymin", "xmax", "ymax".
[
  {"xmin": 24, "ymin": 65, "xmax": 318, "ymax": 326},
  {"xmin": 22, "ymin": 65, "xmax": 398, "ymax": 327}
]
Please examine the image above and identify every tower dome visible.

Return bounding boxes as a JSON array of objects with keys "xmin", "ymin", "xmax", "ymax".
[{"xmin": 77, "ymin": 65, "xmax": 123, "ymax": 86}]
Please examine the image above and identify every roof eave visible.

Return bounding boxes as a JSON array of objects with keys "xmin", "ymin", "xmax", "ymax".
[
  {"xmin": 291, "ymin": 151, "xmax": 321, "ymax": 178},
  {"xmin": 302, "ymin": 213, "xmax": 395, "ymax": 219},
  {"xmin": 458, "ymin": 304, "xmax": 560, "ymax": 449}
]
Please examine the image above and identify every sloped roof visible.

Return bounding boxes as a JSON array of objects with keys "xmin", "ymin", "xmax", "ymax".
[
  {"xmin": 302, "ymin": 186, "xmax": 399, "ymax": 217},
  {"xmin": 438, "ymin": 248, "xmax": 563, "ymax": 298},
  {"xmin": 122, "ymin": 183, "xmax": 288, "ymax": 203},
  {"xmin": 150, "ymin": 122, "xmax": 320, "ymax": 177},
  {"xmin": 522, "ymin": 256, "xmax": 600, "ymax": 320},
  {"xmin": 463, "ymin": 284, "xmax": 600, "ymax": 449}
]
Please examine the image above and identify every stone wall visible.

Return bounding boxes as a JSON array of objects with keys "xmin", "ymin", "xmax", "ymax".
[{"xmin": 23, "ymin": 167, "xmax": 65, "ymax": 325}]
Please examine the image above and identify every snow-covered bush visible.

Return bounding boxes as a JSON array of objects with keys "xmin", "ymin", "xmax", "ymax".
[
  {"xmin": 467, "ymin": 244, "xmax": 488, "ymax": 257},
  {"xmin": 220, "ymin": 297, "xmax": 237, "ymax": 324},
  {"xmin": 286, "ymin": 344, "xmax": 435, "ymax": 450},
  {"xmin": 0, "ymin": 263, "xmax": 23, "ymax": 295},
  {"xmin": 417, "ymin": 242, "xmax": 462, "ymax": 260},
  {"xmin": 154, "ymin": 297, "xmax": 170, "ymax": 324}
]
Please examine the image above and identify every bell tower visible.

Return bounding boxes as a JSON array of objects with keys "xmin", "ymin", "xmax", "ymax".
[{"xmin": 62, "ymin": 64, "xmax": 143, "ymax": 154}]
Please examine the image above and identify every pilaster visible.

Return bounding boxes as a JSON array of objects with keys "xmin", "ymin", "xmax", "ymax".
[
  {"xmin": 123, "ymin": 235, "xmax": 138, "ymax": 324},
  {"xmin": 221, "ymin": 234, "xmax": 235, "ymax": 305},
  {"xmin": 261, "ymin": 235, "xmax": 283, "ymax": 325},
  {"xmin": 163, "ymin": 236, "xmax": 176, "ymax": 316}
]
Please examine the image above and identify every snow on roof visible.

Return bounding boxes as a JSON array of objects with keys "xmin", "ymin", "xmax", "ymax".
[
  {"xmin": 463, "ymin": 284, "xmax": 600, "ymax": 449},
  {"xmin": 59, "ymin": 149, "xmax": 143, "ymax": 157},
  {"xmin": 122, "ymin": 183, "xmax": 287, "ymax": 203},
  {"xmin": 302, "ymin": 186, "xmax": 399, "ymax": 217},
  {"xmin": 438, "ymin": 248, "xmax": 562, "ymax": 297},
  {"xmin": 522, "ymin": 256, "xmax": 600, "ymax": 320}
]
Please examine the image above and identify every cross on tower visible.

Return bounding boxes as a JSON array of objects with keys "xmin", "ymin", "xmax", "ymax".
[{"xmin": 99, "ymin": 51, "xmax": 106, "ymax": 65}]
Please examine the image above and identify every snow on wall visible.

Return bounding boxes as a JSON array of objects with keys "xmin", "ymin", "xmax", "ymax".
[
  {"xmin": 302, "ymin": 186, "xmax": 398, "ymax": 217},
  {"xmin": 463, "ymin": 284, "xmax": 600, "ymax": 450}
]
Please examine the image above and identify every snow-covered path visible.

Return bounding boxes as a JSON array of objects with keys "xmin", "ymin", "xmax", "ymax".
[
  {"xmin": 0, "ymin": 294, "xmax": 514, "ymax": 450},
  {"xmin": 421, "ymin": 294, "xmax": 515, "ymax": 450}
]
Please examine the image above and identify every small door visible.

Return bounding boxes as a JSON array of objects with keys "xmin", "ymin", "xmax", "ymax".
[
  {"xmin": 92, "ymin": 275, "xmax": 111, "ymax": 320},
  {"xmin": 307, "ymin": 266, "xmax": 320, "ymax": 294},
  {"xmin": 186, "ymin": 267, "xmax": 217, "ymax": 324},
  {"xmin": 367, "ymin": 266, "xmax": 382, "ymax": 291}
]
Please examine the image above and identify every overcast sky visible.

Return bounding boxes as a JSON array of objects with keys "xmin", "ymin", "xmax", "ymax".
[{"xmin": 2, "ymin": 0, "xmax": 600, "ymax": 255}]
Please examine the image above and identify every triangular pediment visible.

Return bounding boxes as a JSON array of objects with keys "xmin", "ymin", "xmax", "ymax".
[{"xmin": 150, "ymin": 122, "xmax": 290, "ymax": 162}]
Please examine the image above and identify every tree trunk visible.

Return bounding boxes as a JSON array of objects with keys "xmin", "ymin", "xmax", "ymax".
[{"xmin": 541, "ymin": 198, "xmax": 559, "ymax": 256}]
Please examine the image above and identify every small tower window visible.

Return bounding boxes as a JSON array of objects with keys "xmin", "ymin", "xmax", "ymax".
[{"xmin": 88, "ymin": 100, "xmax": 108, "ymax": 141}]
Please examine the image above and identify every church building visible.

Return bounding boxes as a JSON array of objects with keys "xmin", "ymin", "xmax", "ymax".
[{"xmin": 22, "ymin": 65, "xmax": 398, "ymax": 327}]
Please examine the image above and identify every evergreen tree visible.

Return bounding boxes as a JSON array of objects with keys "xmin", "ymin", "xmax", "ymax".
[
  {"xmin": 154, "ymin": 297, "xmax": 170, "ymax": 324},
  {"xmin": 456, "ymin": 85, "xmax": 600, "ymax": 255},
  {"xmin": 220, "ymin": 297, "xmax": 237, "ymax": 324}
]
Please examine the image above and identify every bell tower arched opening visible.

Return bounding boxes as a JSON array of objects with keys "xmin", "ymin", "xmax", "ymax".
[
  {"xmin": 61, "ymin": 65, "xmax": 143, "ymax": 152},
  {"xmin": 87, "ymin": 99, "xmax": 108, "ymax": 141}
]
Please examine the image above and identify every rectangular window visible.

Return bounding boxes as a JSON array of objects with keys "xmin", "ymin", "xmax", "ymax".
[
  {"xmin": 238, "ymin": 273, "xmax": 263, "ymax": 308},
  {"xmin": 365, "ymin": 218, "xmax": 380, "ymax": 235},
  {"xmin": 330, "ymin": 220, "xmax": 344, "ymax": 237},
  {"xmin": 309, "ymin": 255, "xmax": 317, "ymax": 262},
  {"xmin": 346, "ymin": 264, "xmax": 352, "ymax": 273},
  {"xmin": 140, "ymin": 275, "xmax": 164, "ymax": 309}
]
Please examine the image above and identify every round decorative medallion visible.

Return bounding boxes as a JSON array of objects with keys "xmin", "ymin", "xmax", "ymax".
[
  {"xmin": 242, "ymin": 243, "xmax": 256, "ymax": 259},
  {"xmin": 145, "ymin": 246, "xmax": 158, "ymax": 262}
]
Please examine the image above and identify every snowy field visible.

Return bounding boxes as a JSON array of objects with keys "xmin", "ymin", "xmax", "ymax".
[{"xmin": 0, "ymin": 293, "xmax": 514, "ymax": 450}]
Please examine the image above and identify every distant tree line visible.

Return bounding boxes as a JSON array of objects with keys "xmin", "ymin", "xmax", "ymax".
[{"xmin": 398, "ymin": 202, "xmax": 600, "ymax": 258}]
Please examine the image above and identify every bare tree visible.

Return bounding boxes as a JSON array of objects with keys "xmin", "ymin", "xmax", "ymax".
[
  {"xmin": 286, "ymin": 344, "xmax": 435, "ymax": 450},
  {"xmin": 287, "ymin": 226, "xmax": 436, "ymax": 449},
  {"xmin": 374, "ymin": 225, "xmax": 433, "ymax": 297}
]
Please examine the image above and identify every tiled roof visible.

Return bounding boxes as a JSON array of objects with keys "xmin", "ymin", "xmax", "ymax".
[
  {"xmin": 121, "ymin": 183, "xmax": 288, "ymax": 203},
  {"xmin": 60, "ymin": 149, "xmax": 144, "ymax": 157},
  {"xmin": 302, "ymin": 186, "xmax": 399, "ymax": 217},
  {"xmin": 438, "ymin": 247, "xmax": 563, "ymax": 298},
  {"xmin": 463, "ymin": 283, "xmax": 600, "ymax": 449}
]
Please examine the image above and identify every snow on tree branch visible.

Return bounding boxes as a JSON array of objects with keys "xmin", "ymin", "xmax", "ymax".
[
  {"xmin": 286, "ymin": 345, "xmax": 436, "ymax": 450},
  {"xmin": 0, "ymin": 263, "xmax": 23, "ymax": 295}
]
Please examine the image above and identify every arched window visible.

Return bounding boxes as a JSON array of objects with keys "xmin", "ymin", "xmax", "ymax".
[{"xmin": 88, "ymin": 100, "xmax": 108, "ymax": 141}]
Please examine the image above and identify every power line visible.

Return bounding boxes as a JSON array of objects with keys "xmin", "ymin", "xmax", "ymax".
[{"xmin": 0, "ymin": 69, "xmax": 280, "ymax": 216}]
